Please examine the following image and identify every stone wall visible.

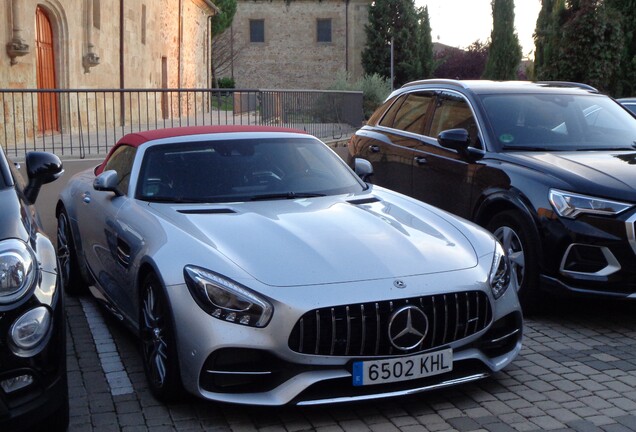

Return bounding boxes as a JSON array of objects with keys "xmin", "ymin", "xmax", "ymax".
[{"xmin": 228, "ymin": 0, "xmax": 370, "ymax": 90}]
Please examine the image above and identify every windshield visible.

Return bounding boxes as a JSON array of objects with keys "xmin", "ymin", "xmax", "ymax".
[
  {"xmin": 136, "ymin": 136, "xmax": 366, "ymax": 203},
  {"xmin": 480, "ymin": 93, "xmax": 636, "ymax": 151}
]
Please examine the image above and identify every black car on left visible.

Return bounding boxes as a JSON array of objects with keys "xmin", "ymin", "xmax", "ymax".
[{"xmin": 0, "ymin": 147, "xmax": 67, "ymax": 431}]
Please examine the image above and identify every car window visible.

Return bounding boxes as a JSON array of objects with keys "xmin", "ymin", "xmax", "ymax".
[
  {"xmin": 136, "ymin": 137, "xmax": 366, "ymax": 203},
  {"xmin": 480, "ymin": 93, "xmax": 636, "ymax": 151},
  {"xmin": 380, "ymin": 92, "xmax": 434, "ymax": 134},
  {"xmin": 429, "ymin": 92, "xmax": 480, "ymax": 148},
  {"xmin": 103, "ymin": 145, "xmax": 137, "ymax": 195}
]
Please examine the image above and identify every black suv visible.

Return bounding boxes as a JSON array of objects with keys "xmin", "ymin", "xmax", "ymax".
[
  {"xmin": 0, "ymin": 147, "xmax": 67, "ymax": 431},
  {"xmin": 349, "ymin": 79, "xmax": 636, "ymax": 309}
]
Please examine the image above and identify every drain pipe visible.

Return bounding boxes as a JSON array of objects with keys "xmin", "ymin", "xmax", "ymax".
[
  {"xmin": 6, "ymin": 0, "xmax": 29, "ymax": 65},
  {"xmin": 83, "ymin": 0, "xmax": 100, "ymax": 73},
  {"xmin": 119, "ymin": 0, "xmax": 125, "ymax": 126}
]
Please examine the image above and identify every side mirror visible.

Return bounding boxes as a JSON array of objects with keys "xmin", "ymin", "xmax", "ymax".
[
  {"xmin": 24, "ymin": 151, "xmax": 64, "ymax": 204},
  {"xmin": 354, "ymin": 158, "xmax": 373, "ymax": 182},
  {"xmin": 438, "ymin": 128, "xmax": 470, "ymax": 157},
  {"xmin": 93, "ymin": 170, "xmax": 123, "ymax": 196}
]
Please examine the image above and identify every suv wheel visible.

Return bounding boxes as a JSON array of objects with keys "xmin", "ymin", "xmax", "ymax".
[{"xmin": 487, "ymin": 210, "xmax": 540, "ymax": 312}]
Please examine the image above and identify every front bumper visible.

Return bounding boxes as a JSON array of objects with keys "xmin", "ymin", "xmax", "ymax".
[
  {"xmin": 167, "ymin": 270, "xmax": 523, "ymax": 405},
  {"xmin": 539, "ymin": 210, "xmax": 636, "ymax": 297},
  {"xmin": 0, "ymin": 271, "xmax": 68, "ymax": 430}
]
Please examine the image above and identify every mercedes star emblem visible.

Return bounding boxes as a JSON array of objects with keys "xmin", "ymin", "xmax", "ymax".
[{"xmin": 388, "ymin": 305, "xmax": 428, "ymax": 351}]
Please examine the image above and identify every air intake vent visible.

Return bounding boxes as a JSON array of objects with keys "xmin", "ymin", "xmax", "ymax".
[{"xmin": 177, "ymin": 208, "xmax": 236, "ymax": 214}]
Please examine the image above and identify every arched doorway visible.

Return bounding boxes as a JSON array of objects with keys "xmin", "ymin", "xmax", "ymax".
[{"xmin": 35, "ymin": 6, "xmax": 59, "ymax": 133}]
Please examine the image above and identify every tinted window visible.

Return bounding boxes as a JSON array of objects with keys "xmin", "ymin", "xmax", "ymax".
[
  {"xmin": 380, "ymin": 92, "xmax": 434, "ymax": 134},
  {"xmin": 137, "ymin": 137, "xmax": 365, "ymax": 203},
  {"xmin": 429, "ymin": 92, "xmax": 479, "ymax": 147},
  {"xmin": 480, "ymin": 93, "xmax": 636, "ymax": 151},
  {"xmin": 104, "ymin": 145, "xmax": 137, "ymax": 194},
  {"xmin": 250, "ymin": 19, "xmax": 265, "ymax": 43}
]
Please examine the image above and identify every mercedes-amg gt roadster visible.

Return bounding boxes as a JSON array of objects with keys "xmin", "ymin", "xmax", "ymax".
[{"xmin": 57, "ymin": 125, "xmax": 522, "ymax": 406}]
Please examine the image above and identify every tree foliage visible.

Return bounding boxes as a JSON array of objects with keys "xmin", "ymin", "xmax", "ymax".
[
  {"xmin": 482, "ymin": 0, "xmax": 522, "ymax": 80},
  {"xmin": 415, "ymin": 6, "xmax": 434, "ymax": 79},
  {"xmin": 534, "ymin": 0, "xmax": 629, "ymax": 96},
  {"xmin": 361, "ymin": 0, "xmax": 422, "ymax": 87},
  {"xmin": 210, "ymin": 0, "xmax": 238, "ymax": 87},
  {"xmin": 434, "ymin": 41, "xmax": 489, "ymax": 79}
]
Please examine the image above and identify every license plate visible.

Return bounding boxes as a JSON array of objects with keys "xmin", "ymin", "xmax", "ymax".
[{"xmin": 352, "ymin": 348, "xmax": 452, "ymax": 386}]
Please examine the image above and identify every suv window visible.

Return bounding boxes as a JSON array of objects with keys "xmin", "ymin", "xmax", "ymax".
[
  {"xmin": 104, "ymin": 145, "xmax": 136, "ymax": 195},
  {"xmin": 379, "ymin": 92, "xmax": 434, "ymax": 134},
  {"xmin": 429, "ymin": 92, "xmax": 480, "ymax": 147}
]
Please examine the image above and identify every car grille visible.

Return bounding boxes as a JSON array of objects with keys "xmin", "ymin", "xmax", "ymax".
[{"xmin": 288, "ymin": 291, "xmax": 492, "ymax": 357}]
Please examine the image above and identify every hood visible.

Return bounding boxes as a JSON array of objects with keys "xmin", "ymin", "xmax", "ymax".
[
  {"xmin": 0, "ymin": 188, "xmax": 29, "ymax": 242},
  {"xmin": 506, "ymin": 151, "xmax": 636, "ymax": 200},
  {"xmin": 150, "ymin": 194, "xmax": 479, "ymax": 287}
]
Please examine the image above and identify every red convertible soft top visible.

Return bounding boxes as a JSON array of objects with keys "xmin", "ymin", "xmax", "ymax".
[{"xmin": 95, "ymin": 125, "xmax": 307, "ymax": 175}]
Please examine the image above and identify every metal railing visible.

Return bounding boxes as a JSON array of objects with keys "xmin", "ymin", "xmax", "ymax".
[{"xmin": 0, "ymin": 88, "xmax": 364, "ymax": 159}]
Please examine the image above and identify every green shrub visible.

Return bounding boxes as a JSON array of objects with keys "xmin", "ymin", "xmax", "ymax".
[
  {"xmin": 329, "ymin": 72, "xmax": 391, "ymax": 119},
  {"xmin": 217, "ymin": 77, "xmax": 236, "ymax": 89}
]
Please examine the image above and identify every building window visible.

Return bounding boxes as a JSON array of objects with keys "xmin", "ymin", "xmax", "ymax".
[
  {"xmin": 317, "ymin": 19, "xmax": 332, "ymax": 43},
  {"xmin": 141, "ymin": 4, "xmax": 147, "ymax": 45},
  {"xmin": 93, "ymin": 0, "xmax": 101, "ymax": 29},
  {"xmin": 250, "ymin": 19, "xmax": 265, "ymax": 43}
]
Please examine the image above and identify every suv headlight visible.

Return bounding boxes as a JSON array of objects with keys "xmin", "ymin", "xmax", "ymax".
[
  {"xmin": 184, "ymin": 265, "xmax": 273, "ymax": 328},
  {"xmin": 0, "ymin": 239, "xmax": 37, "ymax": 304},
  {"xmin": 489, "ymin": 241, "xmax": 511, "ymax": 299},
  {"xmin": 549, "ymin": 189, "xmax": 632, "ymax": 219}
]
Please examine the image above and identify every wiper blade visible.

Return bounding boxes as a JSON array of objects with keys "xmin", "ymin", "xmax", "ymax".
[
  {"xmin": 502, "ymin": 146, "xmax": 550, "ymax": 151},
  {"xmin": 143, "ymin": 196, "xmax": 205, "ymax": 203},
  {"xmin": 249, "ymin": 192, "xmax": 326, "ymax": 201}
]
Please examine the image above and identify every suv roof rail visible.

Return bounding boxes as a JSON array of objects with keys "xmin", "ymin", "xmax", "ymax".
[
  {"xmin": 401, "ymin": 79, "xmax": 468, "ymax": 89},
  {"xmin": 535, "ymin": 81, "xmax": 598, "ymax": 93}
]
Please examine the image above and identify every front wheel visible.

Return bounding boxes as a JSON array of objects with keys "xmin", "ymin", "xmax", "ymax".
[
  {"xmin": 486, "ymin": 210, "xmax": 541, "ymax": 312},
  {"xmin": 139, "ymin": 273, "xmax": 183, "ymax": 402}
]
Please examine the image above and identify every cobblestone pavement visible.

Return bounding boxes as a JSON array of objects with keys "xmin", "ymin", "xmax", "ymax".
[{"xmin": 65, "ymin": 294, "xmax": 636, "ymax": 432}]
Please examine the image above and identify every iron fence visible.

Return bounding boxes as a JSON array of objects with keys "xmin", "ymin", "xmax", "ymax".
[{"xmin": 0, "ymin": 88, "xmax": 363, "ymax": 159}]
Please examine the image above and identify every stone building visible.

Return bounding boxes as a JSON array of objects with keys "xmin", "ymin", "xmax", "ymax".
[
  {"xmin": 227, "ymin": 0, "xmax": 371, "ymax": 90},
  {"xmin": 1, "ymin": 0, "xmax": 216, "ymax": 140},
  {"xmin": 2, "ymin": 0, "xmax": 217, "ymax": 90}
]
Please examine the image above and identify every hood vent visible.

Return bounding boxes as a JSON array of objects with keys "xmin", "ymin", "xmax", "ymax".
[
  {"xmin": 347, "ymin": 197, "xmax": 380, "ymax": 206},
  {"xmin": 178, "ymin": 208, "xmax": 236, "ymax": 215}
]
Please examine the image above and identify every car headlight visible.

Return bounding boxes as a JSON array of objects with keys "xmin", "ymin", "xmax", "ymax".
[
  {"xmin": 184, "ymin": 265, "xmax": 273, "ymax": 328},
  {"xmin": 10, "ymin": 306, "xmax": 52, "ymax": 355},
  {"xmin": 549, "ymin": 189, "xmax": 632, "ymax": 219},
  {"xmin": 0, "ymin": 239, "xmax": 37, "ymax": 304},
  {"xmin": 489, "ymin": 241, "xmax": 511, "ymax": 299}
]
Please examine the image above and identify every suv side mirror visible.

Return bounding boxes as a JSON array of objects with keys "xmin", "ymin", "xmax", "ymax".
[
  {"xmin": 24, "ymin": 151, "xmax": 64, "ymax": 204},
  {"xmin": 438, "ymin": 128, "xmax": 470, "ymax": 156},
  {"xmin": 354, "ymin": 158, "xmax": 373, "ymax": 182},
  {"xmin": 94, "ymin": 170, "xmax": 123, "ymax": 196}
]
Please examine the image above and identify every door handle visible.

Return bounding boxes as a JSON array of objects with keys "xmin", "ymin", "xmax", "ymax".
[
  {"xmin": 414, "ymin": 156, "xmax": 427, "ymax": 165},
  {"xmin": 370, "ymin": 145, "xmax": 381, "ymax": 153}
]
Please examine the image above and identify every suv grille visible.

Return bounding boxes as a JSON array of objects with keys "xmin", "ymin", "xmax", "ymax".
[{"xmin": 288, "ymin": 291, "xmax": 492, "ymax": 357}]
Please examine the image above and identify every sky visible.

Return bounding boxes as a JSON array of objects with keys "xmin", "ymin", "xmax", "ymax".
[{"xmin": 416, "ymin": 0, "xmax": 542, "ymax": 58}]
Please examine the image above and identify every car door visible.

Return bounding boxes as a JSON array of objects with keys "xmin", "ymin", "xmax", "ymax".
[
  {"xmin": 75, "ymin": 144, "xmax": 138, "ymax": 318},
  {"xmin": 410, "ymin": 90, "xmax": 481, "ymax": 219},
  {"xmin": 356, "ymin": 91, "xmax": 435, "ymax": 195}
]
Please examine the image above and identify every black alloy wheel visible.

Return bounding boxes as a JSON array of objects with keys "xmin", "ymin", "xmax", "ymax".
[{"xmin": 56, "ymin": 208, "xmax": 88, "ymax": 295}]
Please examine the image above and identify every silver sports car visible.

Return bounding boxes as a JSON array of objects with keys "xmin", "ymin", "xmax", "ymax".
[{"xmin": 57, "ymin": 125, "xmax": 522, "ymax": 405}]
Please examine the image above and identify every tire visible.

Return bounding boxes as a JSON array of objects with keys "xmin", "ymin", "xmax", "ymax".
[
  {"xmin": 486, "ymin": 210, "xmax": 541, "ymax": 312},
  {"xmin": 139, "ymin": 273, "xmax": 183, "ymax": 402},
  {"xmin": 56, "ymin": 208, "xmax": 89, "ymax": 296}
]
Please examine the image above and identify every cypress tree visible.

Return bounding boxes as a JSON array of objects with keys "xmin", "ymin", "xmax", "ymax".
[
  {"xmin": 361, "ymin": 0, "xmax": 421, "ymax": 87},
  {"xmin": 482, "ymin": 0, "xmax": 522, "ymax": 80},
  {"xmin": 415, "ymin": 6, "xmax": 434, "ymax": 79}
]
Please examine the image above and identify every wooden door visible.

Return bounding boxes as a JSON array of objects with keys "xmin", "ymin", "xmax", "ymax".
[{"xmin": 36, "ymin": 6, "xmax": 59, "ymax": 132}]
